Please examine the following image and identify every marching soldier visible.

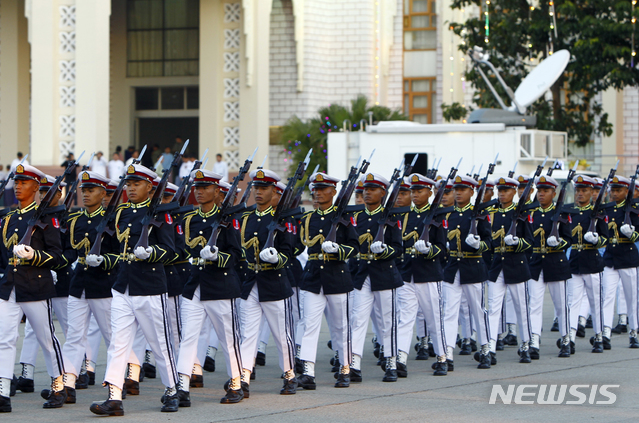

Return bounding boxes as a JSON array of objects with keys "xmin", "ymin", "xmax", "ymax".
[
  {"xmin": 527, "ymin": 175, "xmax": 573, "ymax": 358},
  {"xmin": 442, "ymin": 175, "xmax": 492, "ymax": 370},
  {"xmin": 566, "ymin": 175, "xmax": 608, "ymax": 353},
  {"xmin": 349, "ymin": 172, "xmax": 404, "ymax": 382},
  {"xmin": 296, "ymin": 172, "xmax": 358, "ymax": 389},
  {"xmin": 44, "ymin": 171, "xmax": 120, "ymax": 406},
  {"xmin": 486, "ymin": 177, "xmax": 533, "ymax": 364},
  {"xmin": 90, "ymin": 163, "xmax": 179, "ymax": 416},
  {"xmin": 238, "ymin": 169, "xmax": 297, "ymax": 395},
  {"xmin": 396, "ymin": 174, "xmax": 449, "ymax": 376},
  {"xmin": 175, "ymin": 169, "xmax": 244, "ymax": 404},
  {"xmin": 0, "ymin": 164, "xmax": 67, "ymax": 412},
  {"xmin": 601, "ymin": 176, "xmax": 639, "ymax": 348}
]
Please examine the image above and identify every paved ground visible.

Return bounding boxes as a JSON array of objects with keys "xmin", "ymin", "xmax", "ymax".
[{"xmin": 8, "ymin": 291, "xmax": 639, "ymax": 422}]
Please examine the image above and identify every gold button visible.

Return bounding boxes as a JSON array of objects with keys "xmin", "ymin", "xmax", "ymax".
[
  {"xmin": 14, "ymin": 228, "xmax": 18, "ymax": 232},
  {"xmin": 152, "ymin": 268, "xmax": 155, "ymax": 271},
  {"xmin": 85, "ymin": 233, "xmax": 89, "ymax": 236},
  {"xmin": 199, "ymin": 231, "xmax": 203, "ymax": 234},
  {"xmin": 133, "ymin": 210, "xmax": 137, "ymax": 213},
  {"xmin": 319, "ymin": 229, "xmax": 323, "ymax": 233},
  {"xmin": 88, "ymin": 220, "xmax": 91, "ymax": 224},
  {"xmin": 417, "ymin": 215, "xmax": 420, "ymax": 218},
  {"xmin": 320, "ymin": 266, "xmax": 324, "ymax": 269},
  {"xmin": 13, "ymin": 268, "xmax": 17, "ymax": 272},
  {"xmin": 18, "ymin": 217, "xmax": 22, "ymax": 220},
  {"xmin": 199, "ymin": 267, "xmax": 203, "ymax": 270},
  {"xmin": 257, "ymin": 218, "xmax": 261, "ymax": 222},
  {"xmin": 254, "ymin": 232, "xmax": 258, "ymax": 235},
  {"xmin": 367, "ymin": 229, "xmax": 370, "ymax": 232},
  {"xmin": 321, "ymin": 217, "xmax": 324, "ymax": 221},
  {"xmin": 128, "ymin": 223, "xmax": 132, "ymax": 227},
  {"xmin": 203, "ymin": 219, "xmax": 207, "ymax": 223},
  {"xmin": 368, "ymin": 218, "xmax": 372, "ymax": 222}
]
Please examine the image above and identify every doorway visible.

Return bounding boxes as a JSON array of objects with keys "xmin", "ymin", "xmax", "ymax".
[{"xmin": 136, "ymin": 117, "xmax": 199, "ymax": 168}]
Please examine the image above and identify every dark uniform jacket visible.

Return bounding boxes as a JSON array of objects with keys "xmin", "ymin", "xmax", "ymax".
[
  {"xmin": 239, "ymin": 206, "xmax": 294, "ymax": 302},
  {"xmin": 443, "ymin": 203, "xmax": 491, "ymax": 284},
  {"xmin": 399, "ymin": 204, "xmax": 446, "ymax": 283},
  {"xmin": 488, "ymin": 203, "xmax": 533, "ymax": 284},
  {"xmin": 352, "ymin": 205, "xmax": 404, "ymax": 291},
  {"xmin": 0, "ymin": 202, "xmax": 63, "ymax": 301},
  {"xmin": 171, "ymin": 205, "xmax": 195, "ymax": 296},
  {"xmin": 568, "ymin": 204, "xmax": 608, "ymax": 275},
  {"xmin": 51, "ymin": 211, "xmax": 74, "ymax": 298},
  {"xmin": 67, "ymin": 207, "xmax": 120, "ymax": 299},
  {"xmin": 113, "ymin": 198, "xmax": 175, "ymax": 296},
  {"xmin": 299, "ymin": 206, "xmax": 358, "ymax": 294},
  {"xmin": 528, "ymin": 204, "xmax": 572, "ymax": 282},
  {"xmin": 602, "ymin": 200, "xmax": 639, "ymax": 269},
  {"xmin": 181, "ymin": 205, "xmax": 242, "ymax": 301}
]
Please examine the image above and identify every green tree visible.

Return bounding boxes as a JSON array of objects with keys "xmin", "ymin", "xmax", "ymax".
[
  {"xmin": 279, "ymin": 95, "xmax": 407, "ymax": 177},
  {"xmin": 445, "ymin": 0, "xmax": 639, "ymax": 146}
]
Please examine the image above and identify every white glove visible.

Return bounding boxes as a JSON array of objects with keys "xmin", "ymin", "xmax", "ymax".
[
  {"xmin": 259, "ymin": 247, "xmax": 279, "ymax": 264},
  {"xmin": 13, "ymin": 244, "xmax": 34, "ymax": 260},
  {"xmin": 321, "ymin": 241, "xmax": 340, "ymax": 254},
  {"xmin": 504, "ymin": 234, "xmax": 519, "ymax": 246},
  {"xmin": 189, "ymin": 257, "xmax": 195, "ymax": 265},
  {"xmin": 85, "ymin": 254, "xmax": 104, "ymax": 267},
  {"xmin": 584, "ymin": 231, "xmax": 599, "ymax": 245},
  {"xmin": 371, "ymin": 241, "xmax": 387, "ymax": 254},
  {"xmin": 200, "ymin": 245, "xmax": 219, "ymax": 261},
  {"xmin": 414, "ymin": 240, "xmax": 431, "ymax": 254},
  {"xmin": 446, "ymin": 241, "xmax": 450, "ymax": 251},
  {"xmin": 546, "ymin": 236, "xmax": 561, "ymax": 247},
  {"xmin": 134, "ymin": 246, "xmax": 153, "ymax": 260},
  {"xmin": 51, "ymin": 270, "xmax": 58, "ymax": 284},
  {"xmin": 465, "ymin": 234, "xmax": 481, "ymax": 250},
  {"xmin": 621, "ymin": 224, "xmax": 635, "ymax": 238}
]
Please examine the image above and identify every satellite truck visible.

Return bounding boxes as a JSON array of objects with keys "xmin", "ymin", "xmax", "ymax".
[{"xmin": 328, "ymin": 48, "xmax": 598, "ymax": 203}]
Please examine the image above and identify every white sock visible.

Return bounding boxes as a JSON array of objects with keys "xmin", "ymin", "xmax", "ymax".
[
  {"xmin": 22, "ymin": 363, "xmax": 35, "ymax": 380},
  {"xmin": 303, "ymin": 361, "xmax": 315, "ymax": 377},
  {"xmin": 63, "ymin": 373, "xmax": 76, "ymax": 388},
  {"xmin": 603, "ymin": 326, "xmax": 612, "ymax": 339},
  {"xmin": 257, "ymin": 341, "xmax": 267, "ymax": 354},
  {"xmin": 207, "ymin": 346, "xmax": 218, "ymax": 360},
  {"xmin": 446, "ymin": 346, "xmax": 454, "ymax": 361},
  {"xmin": 127, "ymin": 363, "xmax": 140, "ymax": 382},
  {"xmin": 229, "ymin": 376, "xmax": 241, "ymax": 390},
  {"xmin": 0, "ymin": 378, "xmax": 11, "ymax": 397},
  {"xmin": 179, "ymin": 373, "xmax": 190, "ymax": 392},
  {"xmin": 351, "ymin": 354, "xmax": 362, "ymax": 370},
  {"xmin": 108, "ymin": 383, "xmax": 122, "ymax": 401},
  {"xmin": 620, "ymin": 314, "xmax": 628, "ymax": 325},
  {"xmin": 578, "ymin": 316, "xmax": 587, "ymax": 327},
  {"xmin": 86, "ymin": 360, "xmax": 96, "ymax": 373},
  {"xmin": 570, "ymin": 328, "xmax": 577, "ymax": 342},
  {"xmin": 165, "ymin": 386, "xmax": 177, "ymax": 396},
  {"xmin": 241, "ymin": 368, "xmax": 251, "ymax": 384},
  {"xmin": 192, "ymin": 363, "xmax": 203, "ymax": 376},
  {"xmin": 386, "ymin": 356, "xmax": 397, "ymax": 370},
  {"xmin": 398, "ymin": 350, "xmax": 408, "ymax": 365}
]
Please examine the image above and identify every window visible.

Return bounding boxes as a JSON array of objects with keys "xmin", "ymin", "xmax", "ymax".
[
  {"xmin": 127, "ymin": 0, "xmax": 200, "ymax": 77},
  {"xmin": 135, "ymin": 86, "xmax": 199, "ymax": 110},
  {"xmin": 403, "ymin": 77, "xmax": 436, "ymax": 123},
  {"xmin": 403, "ymin": 0, "xmax": 436, "ymax": 50}
]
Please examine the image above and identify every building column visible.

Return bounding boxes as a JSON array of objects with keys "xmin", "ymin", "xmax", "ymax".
[
  {"xmin": 239, "ymin": 0, "xmax": 272, "ymax": 168},
  {"xmin": 75, "ymin": 1, "xmax": 111, "ymax": 156},
  {"xmin": 0, "ymin": 0, "xmax": 30, "ymax": 160}
]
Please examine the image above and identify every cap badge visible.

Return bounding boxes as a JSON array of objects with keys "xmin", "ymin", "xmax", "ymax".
[
  {"xmin": 612, "ymin": 177, "xmax": 619, "ymax": 183},
  {"xmin": 539, "ymin": 176, "xmax": 546, "ymax": 183},
  {"xmin": 127, "ymin": 165, "xmax": 135, "ymax": 174},
  {"xmin": 256, "ymin": 170, "xmax": 265, "ymax": 179},
  {"xmin": 40, "ymin": 177, "xmax": 48, "ymax": 184},
  {"xmin": 455, "ymin": 176, "xmax": 462, "ymax": 183},
  {"xmin": 195, "ymin": 170, "xmax": 204, "ymax": 179},
  {"xmin": 16, "ymin": 164, "xmax": 24, "ymax": 174},
  {"xmin": 499, "ymin": 178, "xmax": 506, "ymax": 185},
  {"xmin": 316, "ymin": 174, "xmax": 324, "ymax": 182},
  {"xmin": 82, "ymin": 172, "xmax": 90, "ymax": 181},
  {"xmin": 518, "ymin": 176, "xmax": 525, "ymax": 182},
  {"xmin": 412, "ymin": 175, "xmax": 419, "ymax": 183},
  {"xmin": 366, "ymin": 173, "xmax": 374, "ymax": 181}
]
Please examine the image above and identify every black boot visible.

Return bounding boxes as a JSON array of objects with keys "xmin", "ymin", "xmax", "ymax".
[
  {"xmin": 296, "ymin": 374, "xmax": 316, "ymax": 390},
  {"xmin": 204, "ymin": 356, "xmax": 216, "ymax": 372},
  {"xmin": 255, "ymin": 351, "xmax": 266, "ymax": 366},
  {"xmin": 124, "ymin": 378, "xmax": 139, "ymax": 395},
  {"xmin": 382, "ymin": 368, "xmax": 397, "ymax": 382},
  {"xmin": 576, "ymin": 324, "xmax": 586, "ymax": 338},
  {"xmin": 177, "ymin": 389, "xmax": 191, "ymax": 407},
  {"xmin": 476, "ymin": 353, "xmax": 491, "ymax": 369},
  {"xmin": 592, "ymin": 341, "xmax": 604, "ymax": 353},
  {"xmin": 280, "ymin": 378, "xmax": 297, "ymax": 395},
  {"xmin": 161, "ymin": 390, "xmax": 179, "ymax": 412},
  {"xmin": 10, "ymin": 376, "xmax": 17, "ymax": 397},
  {"xmin": 42, "ymin": 376, "xmax": 69, "ymax": 409},
  {"xmin": 220, "ymin": 388, "xmax": 243, "ymax": 404},
  {"xmin": 90, "ymin": 400, "xmax": 123, "ymax": 416},
  {"xmin": 88, "ymin": 371, "xmax": 95, "ymax": 386},
  {"xmin": 75, "ymin": 373, "xmax": 89, "ymax": 390},
  {"xmin": 16, "ymin": 377, "xmax": 34, "ymax": 393},
  {"xmin": 519, "ymin": 349, "xmax": 531, "ymax": 363},
  {"xmin": 190, "ymin": 374, "xmax": 203, "ymax": 388},
  {"xmin": 432, "ymin": 360, "xmax": 448, "ymax": 376},
  {"xmin": 558, "ymin": 344, "xmax": 571, "ymax": 358},
  {"xmin": 550, "ymin": 317, "xmax": 559, "ymax": 332},
  {"xmin": 496, "ymin": 338, "xmax": 505, "ymax": 351},
  {"xmin": 0, "ymin": 395, "xmax": 10, "ymax": 413},
  {"xmin": 142, "ymin": 363, "xmax": 156, "ymax": 379},
  {"xmin": 585, "ymin": 315, "xmax": 593, "ymax": 329},
  {"xmin": 459, "ymin": 341, "xmax": 472, "ymax": 355},
  {"xmin": 334, "ymin": 371, "xmax": 350, "ymax": 388}
]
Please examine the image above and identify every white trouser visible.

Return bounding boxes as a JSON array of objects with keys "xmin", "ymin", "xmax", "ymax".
[
  {"xmin": 239, "ymin": 285, "xmax": 295, "ymax": 373},
  {"xmin": 86, "ymin": 314, "xmax": 104, "ymax": 365},
  {"xmin": 291, "ymin": 286, "xmax": 304, "ymax": 346},
  {"xmin": 351, "ymin": 277, "xmax": 398, "ymax": 360},
  {"xmin": 177, "ymin": 287, "xmax": 242, "ymax": 379},
  {"xmin": 61, "ymin": 294, "xmax": 112, "ymax": 376},
  {"xmin": 527, "ymin": 271, "xmax": 569, "ymax": 337},
  {"xmin": 568, "ymin": 273, "xmax": 603, "ymax": 335},
  {"xmin": 258, "ymin": 316, "xmax": 271, "ymax": 346},
  {"xmin": 20, "ymin": 296, "xmax": 69, "ymax": 366},
  {"xmin": 616, "ymin": 283, "xmax": 628, "ymax": 315},
  {"xmin": 299, "ymin": 289, "xmax": 350, "ymax": 365},
  {"xmin": 167, "ymin": 295, "xmax": 182, "ymax": 354},
  {"xmin": 0, "ymin": 289, "xmax": 65, "ymax": 379},
  {"xmin": 505, "ymin": 290, "xmax": 516, "ymax": 325},
  {"xmin": 487, "ymin": 272, "xmax": 531, "ymax": 346},
  {"xmin": 195, "ymin": 317, "xmax": 213, "ymax": 366},
  {"xmin": 103, "ymin": 289, "xmax": 178, "ymax": 390},
  {"xmin": 398, "ymin": 279, "xmax": 446, "ymax": 357},
  {"xmin": 459, "ymin": 291, "xmax": 474, "ymax": 339},
  {"xmin": 415, "ymin": 306, "xmax": 427, "ymax": 339},
  {"xmin": 579, "ymin": 288, "xmax": 591, "ymax": 318},
  {"xmin": 443, "ymin": 272, "xmax": 490, "ymax": 349},
  {"xmin": 602, "ymin": 266, "xmax": 638, "ymax": 330}
]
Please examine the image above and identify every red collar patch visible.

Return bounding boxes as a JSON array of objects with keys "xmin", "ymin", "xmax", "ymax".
[
  {"xmin": 52, "ymin": 217, "xmax": 60, "ymax": 229},
  {"xmin": 165, "ymin": 213, "xmax": 173, "ymax": 225},
  {"xmin": 176, "ymin": 224, "xmax": 183, "ymax": 235}
]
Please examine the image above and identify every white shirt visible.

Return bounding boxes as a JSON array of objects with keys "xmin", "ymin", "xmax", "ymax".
[
  {"xmin": 179, "ymin": 161, "xmax": 195, "ymax": 179},
  {"xmin": 91, "ymin": 156, "xmax": 109, "ymax": 177},
  {"xmin": 108, "ymin": 159, "xmax": 125, "ymax": 179},
  {"xmin": 213, "ymin": 160, "xmax": 229, "ymax": 182},
  {"xmin": 7, "ymin": 158, "xmax": 29, "ymax": 188}
]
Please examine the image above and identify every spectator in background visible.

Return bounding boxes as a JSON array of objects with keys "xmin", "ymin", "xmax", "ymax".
[
  {"xmin": 61, "ymin": 152, "xmax": 78, "ymax": 204},
  {"xmin": 178, "ymin": 154, "xmax": 195, "ymax": 184},
  {"xmin": 108, "ymin": 152, "xmax": 125, "ymax": 179},
  {"xmin": 115, "ymin": 145, "xmax": 124, "ymax": 161},
  {"xmin": 125, "ymin": 150, "xmax": 139, "ymax": 168},
  {"xmin": 172, "ymin": 136, "xmax": 185, "ymax": 155},
  {"xmin": 6, "ymin": 152, "xmax": 29, "ymax": 207},
  {"xmin": 161, "ymin": 147, "xmax": 174, "ymax": 179},
  {"xmin": 151, "ymin": 144, "xmax": 162, "ymax": 166},
  {"xmin": 0, "ymin": 165, "xmax": 7, "ymax": 207},
  {"xmin": 91, "ymin": 151, "xmax": 109, "ymax": 177},
  {"xmin": 124, "ymin": 145, "xmax": 135, "ymax": 162},
  {"xmin": 213, "ymin": 153, "xmax": 229, "ymax": 182}
]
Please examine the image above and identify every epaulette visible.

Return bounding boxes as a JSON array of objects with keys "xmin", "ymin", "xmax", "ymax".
[
  {"xmin": 69, "ymin": 210, "xmax": 83, "ymax": 218},
  {"xmin": 184, "ymin": 209, "xmax": 198, "ymax": 218},
  {"xmin": 353, "ymin": 210, "xmax": 364, "ymax": 219},
  {"xmin": 116, "ymin": 203, "xmax": 130, "ymax": 211},
  {"xmin": 2, "ymin": 209, "xmax": 17, "ymax": 218},
  {"xmin": 302, "ymin": 209, "xmax": 314, "ymax": 218},
  {"xmin": 241, "ymin": 209, "xmax": 254, "ymax": 218}
]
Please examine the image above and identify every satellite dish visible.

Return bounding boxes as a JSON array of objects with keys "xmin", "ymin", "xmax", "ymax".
[{"xmin": 514, "ymin": 50, "xmax": 570, "ymax": 108}]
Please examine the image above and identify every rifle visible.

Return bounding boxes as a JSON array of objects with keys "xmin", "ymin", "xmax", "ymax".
[
  {"xmin": 325, "ymin": 150, "xmax": 375, "ymax": 243},
  {"xmin": 469, "ymin": 154, "xmax": 498, "ymax": 236},
  {"xmin": 18, "ymin": 152, "xmax": 84, "ymax": 246},
  {"xmin": 0, "ymin": 154, "xmax": 29, "ymax": 201},
  {"xmin": 135, "ymin": 141, "xmax": 190, "ymax": 249},
  {"xmin": 263, "ymin": 149, "xmax": 313, "ymax": 249},
  {"xmin": 88, "ymin": 145, "xmax": 148, "ymax": 256},
  {"xmin": 290, "ymin": 164, "xmax": 320, "ymax": 209},
  {"xmin": 467, "ymin": 165, "xmax": 475, "ymax": 178},
  {"xmin": 175, "ymin": 148, "xmax": 208, "ymax": 206},
  {"xmin": 505, "ymin": 157, "xmax": 548, "ymax": 237},
  {"xmin": 426, "ymin": 158, "xmax": 441, "ymax": 180},
  {"xmin": 622, "ymin": 164, "xmax": 639, "ymax": 226},
  {"xmin": 205, "ymin": 148, "xmax": 258, "ymax": 247},
  {"xmin": 473, "ymin": 164, "xmax": 483, "ymax": 182},
  {"xmin": 508, "ymin": 162, "xmax": 518, "ymax": 179},
  {"xmin": 372, "ymin": 155, "xmax": 419, "ymax": 244},
  {"xmin": 63, "ymin": 152, "xmax": 95, "ymax": 210},
  {"xmin": 236, "ymin": 155, "xmax": 267, "ymax": 212},
  {"xmin": 150, "ymin": 155, "xmax": 164, "ymax": 172},
  {"xmin": 587, "ymin": 160, "xmax": 619, "ymax": 232},
  {"xmin": 547, "ymin": 160, "xmax": 579, "ymax": 240},
  {"xmin": 547, "ymin": 159, "xmax": 559, "ymax": 176},
  {"xmin": 419, "ymin": 158, "xmax": 462, "ymax": 243}
]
